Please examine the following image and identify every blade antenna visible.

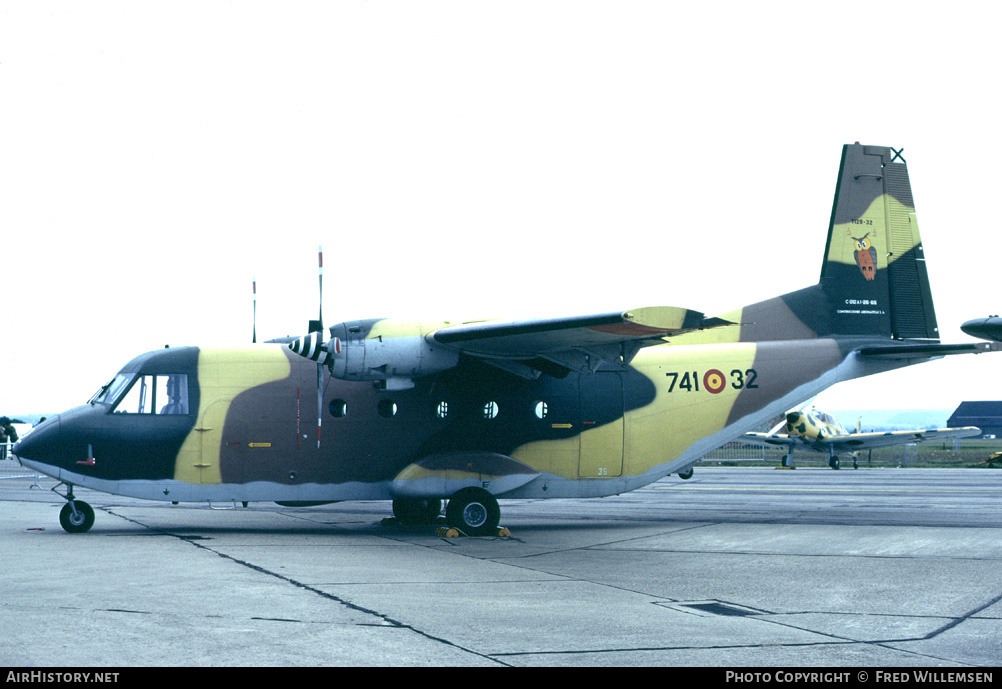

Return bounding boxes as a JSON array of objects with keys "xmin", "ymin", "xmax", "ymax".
[
  {"xmin": 316, "ymin": 246, "xmax": 324, "ymax": 449},
  {"xmin": 318, "ymin": 245, "xmax": 323, "ymax": 333}
]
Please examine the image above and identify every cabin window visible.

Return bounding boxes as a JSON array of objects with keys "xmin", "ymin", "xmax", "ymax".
[
  {"xmin": 329, "ymin": 399, "xmax": 347, "ymax": 418},
  {"xmin": 534, "ymin": 401, "xmax": 548, "ymax": 419},
  {"xmin": 113, "ymin": 374, "xmax": 189, "ymax": 415},
  {"xmin": 435, "ymin": 401, "xmax": 449, "ymax": 419},
  {"xmin": 378, "ymin": 399, "xmax": 398, "ymax": 418},
  {"xmin": 482, "ymin": 401, "xmax": 499, "ymax": 420}
]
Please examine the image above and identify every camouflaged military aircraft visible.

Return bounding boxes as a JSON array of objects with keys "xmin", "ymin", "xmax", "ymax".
[
  {"xmin": 742, "ymin": 407, "xmax": 981, "ymax": 470},
  {"xmin": 14, "ymin": 143, "xmax": 1000, "ymax": 535}
]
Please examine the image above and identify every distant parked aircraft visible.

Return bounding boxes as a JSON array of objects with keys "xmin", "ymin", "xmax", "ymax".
[{"xmin": 742, "ymin": 408, "xmax": 980, "ymax": 469}]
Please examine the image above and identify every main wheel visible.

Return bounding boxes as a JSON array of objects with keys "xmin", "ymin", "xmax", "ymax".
[
  {"xmin": 392, "ymin": 498, "xmax": 443, "ymax": 525},
  {"xmin": 446, "ymin": 488, "xmax": 500, "ymax": 536},
  {"xmin": 59, "ymin": 501, "xmax": 95, "ymax": 533},
  {"xmin": 829, "ymin": 457, "xmax": 840, "ymax": 470},
  {"xmin": 677, "ymin": 467, "xmax": 694, "ymax": 480}
]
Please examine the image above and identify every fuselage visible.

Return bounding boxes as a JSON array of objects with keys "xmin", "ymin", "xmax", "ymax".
[
  {"xmin": 785, "ymin": 408, "xmax": 850, "ymax": 444},
  {"xmin": 15, "ymin": 334, "xmax": 892, "ymax": 505}
]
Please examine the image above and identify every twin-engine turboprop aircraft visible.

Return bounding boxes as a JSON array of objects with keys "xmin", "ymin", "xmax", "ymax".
[
  {"xmin": 15, "ymin": 143, "xmax": 1000, "ymax": 534},
  {"xmin": 742, "ymin": 408, "xmax": 981, "ymax": 470}
]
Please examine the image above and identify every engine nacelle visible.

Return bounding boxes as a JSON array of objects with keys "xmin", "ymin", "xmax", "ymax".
[{"xmin": 289, "ymin": 319, "xmax": 459, "ymax": 389}]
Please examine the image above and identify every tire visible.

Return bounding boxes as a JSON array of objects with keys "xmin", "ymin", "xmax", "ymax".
[
  {"xmin": 445, "ymin": 488, "xmax": 500, "ymax": 536},
  {"xmin": 392, "ymin": 498, "xmax": 443, "ymax": 525},
  {"xmin": 59, "ymin": 501, "xmax": 95, "ymax": 533},
  {"xmin": 677, "ymin": 467, "xmax": 694, "ymax": 480}
]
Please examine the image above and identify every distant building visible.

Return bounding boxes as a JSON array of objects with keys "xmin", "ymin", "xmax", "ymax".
[{"xmin": 948, "ymin": 402, "xmax": 1002, "ymax": 438}]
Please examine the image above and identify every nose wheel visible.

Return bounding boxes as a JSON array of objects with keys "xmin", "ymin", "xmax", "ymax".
[
  {"xmin": 59, "ymin": 501, "xmax": 95, "ymax": 533},
  {"xmin": 53, "ymin": 484, "xmax": 95, "ymax": 533}
]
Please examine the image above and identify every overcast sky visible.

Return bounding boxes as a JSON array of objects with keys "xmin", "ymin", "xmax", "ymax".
[{"xmin": 2, "ymin": 1, "xmax": 1000, "ymax": 416}]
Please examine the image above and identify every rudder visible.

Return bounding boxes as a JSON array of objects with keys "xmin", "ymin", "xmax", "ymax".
[{"xmin": 820, "ymin": 144, "xmax": 939, "ymax": 341}]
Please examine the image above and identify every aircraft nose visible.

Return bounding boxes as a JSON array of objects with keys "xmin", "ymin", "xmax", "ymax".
[{"xmin": 13, "ymin": 415, "xmax": 60, "ymax": 465}]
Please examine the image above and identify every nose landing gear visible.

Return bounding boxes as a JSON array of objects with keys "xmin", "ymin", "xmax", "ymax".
[{"xmin": 54, "ymin": 484, "xmax": 95, "ymax": 533}]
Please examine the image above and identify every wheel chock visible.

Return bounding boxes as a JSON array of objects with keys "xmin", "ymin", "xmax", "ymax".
[{"xmin": 435, "ymin": 526, "xmax": 511, "ymax": 538}]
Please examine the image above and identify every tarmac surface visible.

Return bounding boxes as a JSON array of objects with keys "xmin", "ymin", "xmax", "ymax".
[{"xmin": 2, "ymin": 466, "xmax": 1000, "ymax": 667}]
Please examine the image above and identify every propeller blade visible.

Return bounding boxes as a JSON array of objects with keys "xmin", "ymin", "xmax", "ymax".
[
  {"xmin": 317, "ymin": 364, "xmax": 323, "ymax": 449},
  {"xmin": 252, "ymin": 278, "xmax": 257, "ymax": 344}
]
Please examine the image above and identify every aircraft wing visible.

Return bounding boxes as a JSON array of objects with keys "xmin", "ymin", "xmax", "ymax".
[
  {"xmin": 742, "ymin": 426, "xmax": 981, "ymax": 452},
  {"xmin": 431, "ymin": 306, "xmax": 734, "ymax": 377},
  {"xmin": 741, "ymin": 433, "xmax": 797, "ymax": 448},
  {"xmin": 815, "ymin": 426, "xmax": 982, "ymax": 451}
]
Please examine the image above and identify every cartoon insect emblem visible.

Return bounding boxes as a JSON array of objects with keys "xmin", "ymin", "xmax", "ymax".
[{"xmin": 852, "ymin": 233, "xmax": 877, "ymax": 281}]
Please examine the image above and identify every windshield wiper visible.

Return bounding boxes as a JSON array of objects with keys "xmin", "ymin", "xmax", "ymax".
[{"xmin": 89, "ymin": 380, "xmax": 114, "ymax": 405}]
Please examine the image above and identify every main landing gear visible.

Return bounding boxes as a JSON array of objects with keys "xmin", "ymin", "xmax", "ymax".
[
  {"xmin": 54, "ymin": 484, "xmax": 95, "ymax": 533},
  {"xmin": 391, "ymin": 497, "xmax": 443, "ymax": 525},
  {"xmin": 445, "ymin": 487, "xmax": 501, "ymax": 537},
  {"xmin": 391, "ymin": 488, "xmax": 502, "ymax": 537}
]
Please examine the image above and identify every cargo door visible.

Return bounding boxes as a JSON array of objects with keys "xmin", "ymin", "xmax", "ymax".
[{"xmin": 578, "ymin": 372, "xmax": 624, "ymax": 477}]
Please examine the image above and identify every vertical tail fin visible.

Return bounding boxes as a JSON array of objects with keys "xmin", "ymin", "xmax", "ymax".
[
  {"xmin": 819, "ymin": 143, "xmax": 939, "ymax": 341},
  {"xmin": 685, "ymin": 144, "xmax": 941, "ymax": 346}
]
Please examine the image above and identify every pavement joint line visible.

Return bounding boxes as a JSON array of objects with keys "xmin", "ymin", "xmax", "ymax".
[
  {"xmin": 103, "ymin": 507, "xmax": 513, "ymax": 667},
  {"xmin": 917, "ymin": 588, "xmax": 1002, "ymax": 639},
  {"xmin": 588, "ymin": 546, "xmax": 1002, "ymax": 562},
  {"xmin": 489, "ymin": 638, "xmax": 886, "ymax": 658}
]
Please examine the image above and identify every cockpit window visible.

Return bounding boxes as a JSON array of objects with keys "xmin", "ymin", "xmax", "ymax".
[
  {"xmin": 113, "ymin": 374, "xmax": 190, "ymax": 415},
  {"xmin": 89, "ymin": 374, "xmax": 134, "ymax": 406}
]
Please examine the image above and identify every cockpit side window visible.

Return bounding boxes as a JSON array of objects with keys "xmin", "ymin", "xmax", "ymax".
[
  {"xmin": 113, "ymin": 374, "xmax": 190, "ymax": 415},
  {"xmin": 158, "ymin": 374, "xmax": 189, "ymax": 414}
]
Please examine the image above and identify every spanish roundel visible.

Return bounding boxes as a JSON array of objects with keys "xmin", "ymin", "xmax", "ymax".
[{"xmin": 703, "ymin": 369, "xmax": 725, "ymax": 394}]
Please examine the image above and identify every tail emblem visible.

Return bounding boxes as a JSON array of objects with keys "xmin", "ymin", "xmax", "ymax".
[{"xmin": 852, "ymin": 233, "xmax": 877, "ymax": 282}]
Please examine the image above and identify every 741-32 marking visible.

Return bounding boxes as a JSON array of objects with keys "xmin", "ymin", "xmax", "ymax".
[{"xmin": 666, "ymin": 368, "xmax": 758, "ymax": 394}]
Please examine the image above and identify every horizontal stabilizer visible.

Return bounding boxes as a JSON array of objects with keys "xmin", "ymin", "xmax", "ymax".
[{"xmin": 855, "ymin": 342, "xmax": 1001, "ymax": 359}]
